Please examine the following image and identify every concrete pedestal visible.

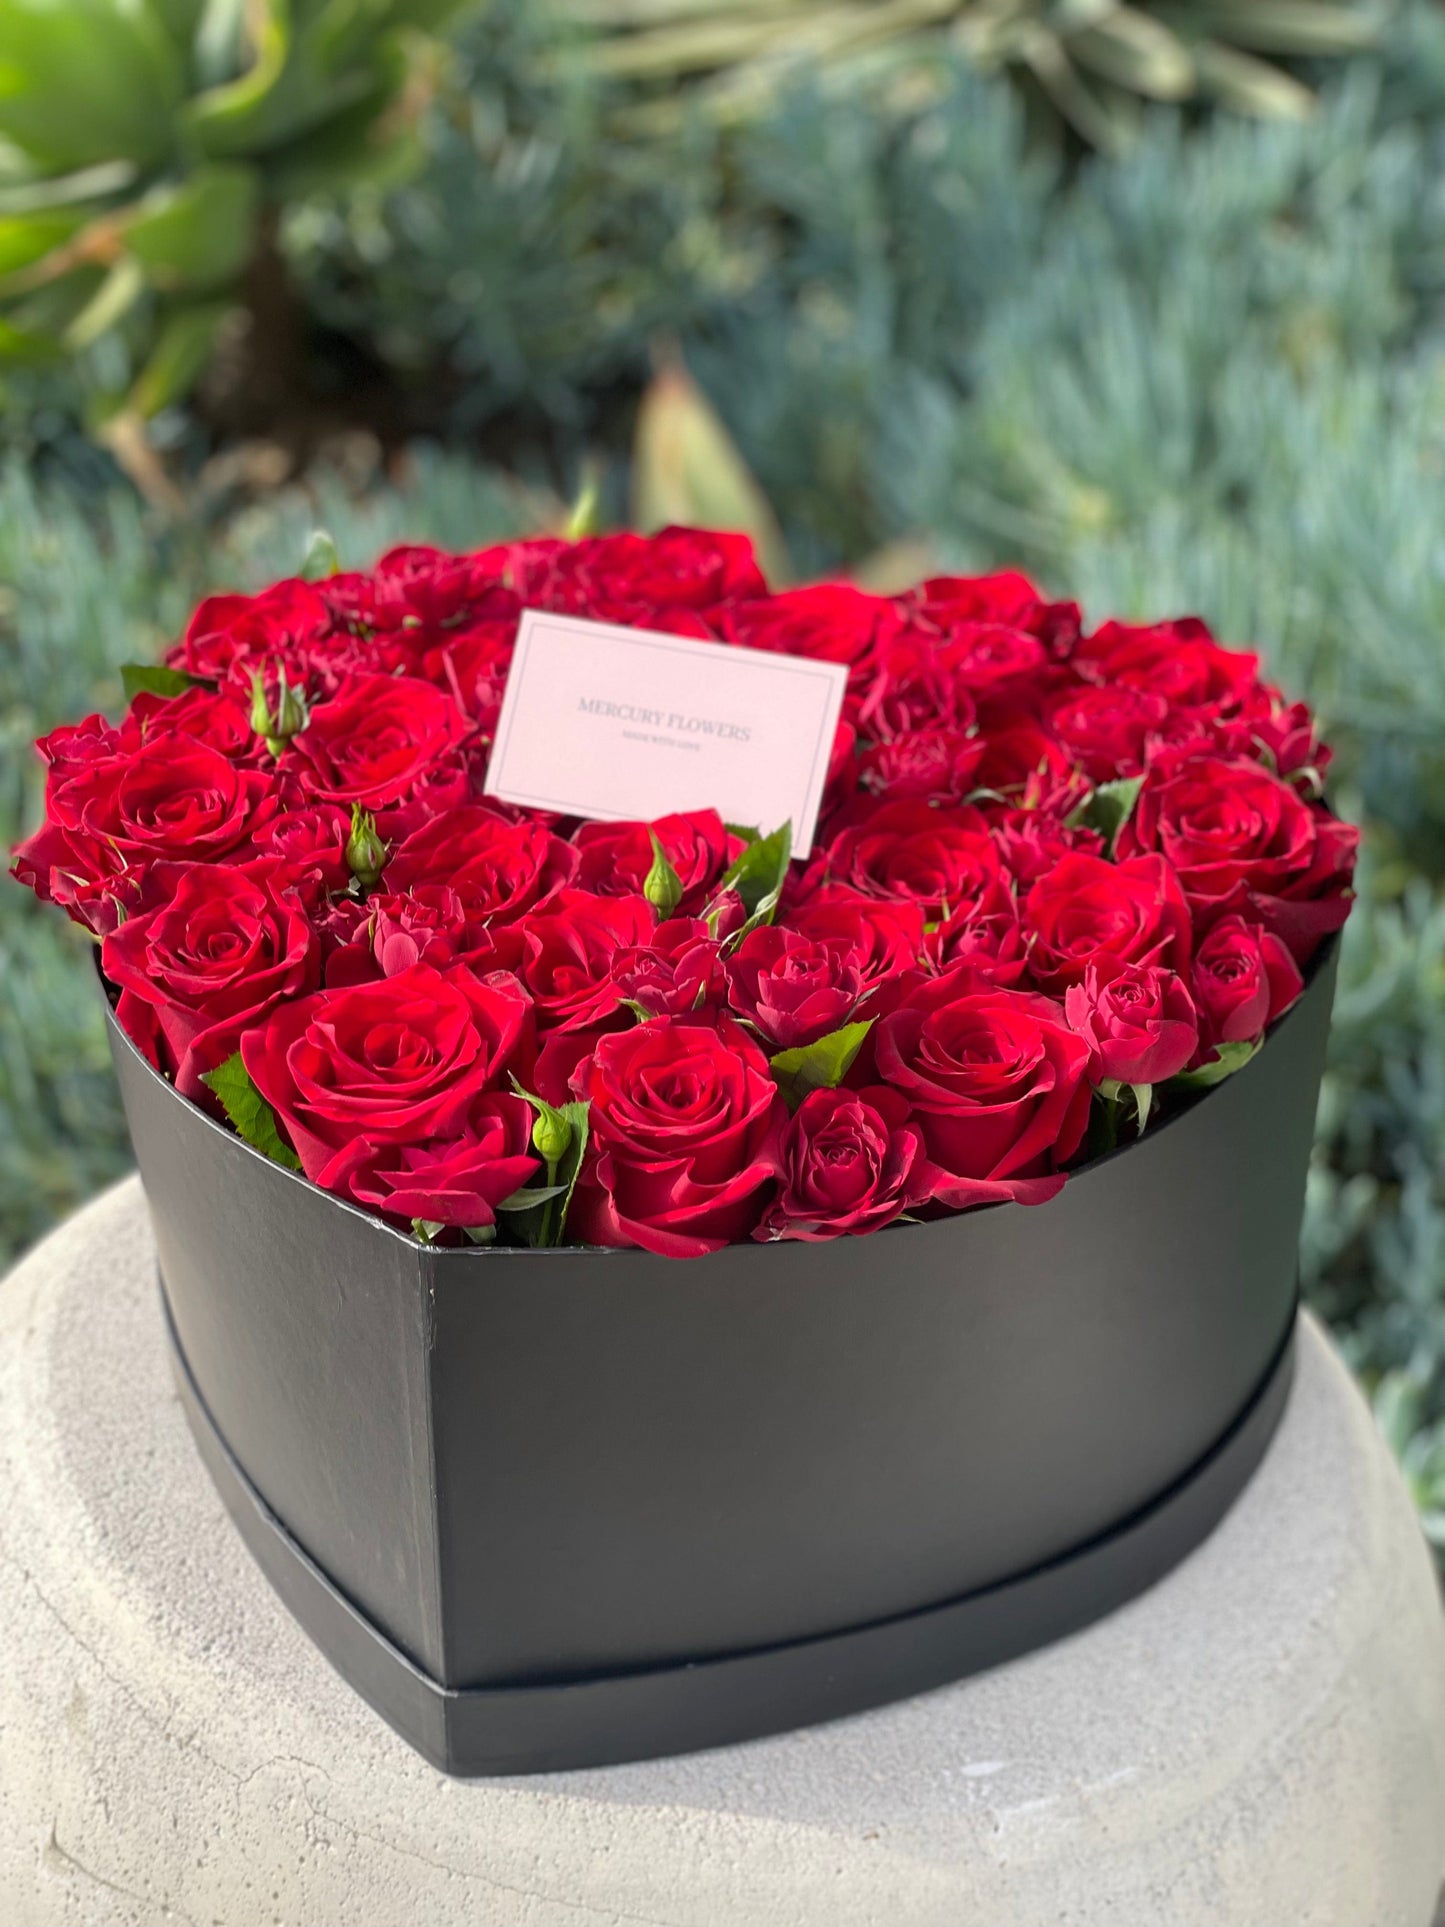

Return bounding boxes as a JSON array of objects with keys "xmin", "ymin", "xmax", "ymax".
[{"xmin": 1, "ymin": 1179, "xmax": 1443, "ymax": 1927}]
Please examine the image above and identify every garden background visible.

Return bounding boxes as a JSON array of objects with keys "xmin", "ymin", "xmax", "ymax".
[{"xmin": 3, "ymin": 0, "xmax": 1445, "ymax": 1544}]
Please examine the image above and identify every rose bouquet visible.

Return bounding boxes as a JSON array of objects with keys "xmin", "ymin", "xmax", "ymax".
[{"xmin": 12, "ymin": 528, "xmax": 1357, "ymax": 1259}]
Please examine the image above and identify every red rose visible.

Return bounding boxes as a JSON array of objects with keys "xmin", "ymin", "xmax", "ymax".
[
  {"xmin": 1023, "ymin": 852, "xmax": 1192, "ymax": 991},
  {"xmin": 251, "ymin": 803, "xmax": 353, "ymax": 894},
  {"xmin": 1073, "ymin": 617, "xmax": 1259, "ymax": 716},
  {"xmin": 724, "ymin": 923, "xmax": 869, "ymax": 1051},
  {"xmin": 369, "ymin": 544, "xmax": 519, "ymax": 630},
  {"xmin": 321, "ymin": 886, "xmax": 510, "ymax": 987},
  {"xmin": 923, "ymin": 891, "xmax": 1028, "ymax": 987},
  {"xmin": 1190, "ymin": 914, "xmax": 1303, "ymax": 1050},
  {"xmin": 755, "ymin": 1087, "xmax": 929, "ymax": 1241},
  {"xmin": 610, "ymin": 917, "xmax": 724, "ymax": 1018},
  {"xmin": 1117, "ymin": 752, "xmax": 1356, "ymax": 961},
  {"xmin": 855, "ymin": 633, "xmax": 980, "ymax": 743},
  {"xmin": 985, "ymin": 807, "xmax": 1104, "ymax": 887},
  {"xmin": 858, "ymin": 728, "xmax": 986, "ymax": 807},
  {"xmin": 168, "ymin": 579, "xmax": 333, "ymax": 687},
  {"xmin": 537, "ymin": 527, "xmax": 765, "ymax": 623},
  {"xmin": 386, "ymin": 805, "xmax": 577, "ymax": 925},
  {"xmin": 719, "ymin": 583, "xmax": 898, "ymax": 690},
  {"xmin": 418, "ymin": 620, "xmax": 517, "ymax": 730},
  {"xmin": 572, "ymin": 810, "xmax": 736, "ymax": 910},
  {"xmin": 101, "ymin": 857, "xmax": 319, "ymax": 1098},
  {"xmin": 567, "ymin": 1017, "xmax": 786, "ymax": 1257},
  {"xmin": 874, "ymin": 974, "xmax": 1092, "ymax": 1208},
  {"xmin": 899, "ymin": 573, "xmax": 1082, "ymax": 657},
  {"xmin": 127, "ymin": 685, "xmax": 261, "ymax": 763},
  {"xmin": 286, "ymin": 674, "xmax": 471, "ymax": 811},
  {"xmin": 812, "ymin": 801, "xmax": 1010, "ymax": 924},
  {"xmin": 786, "ymin": 894, "xmax": 926, "ymax": 998},
  {"xmin": 519, "ymin": 889, "xmax": 655, "ymax": 1032},
  {"xmin": 314, "ymin": 1092, "xmax": 539, "ymax": 1230},
  {"xmin": 1045, "ymin": 681, "xmax": 1170, "ymax": 782},
  {"xmin": 971, "ymin": 721, "xmax": 1087, "ymax": 815},
  {"xmin": 14, "ymin": 731, "xmax": 276, "ymax": 927},
  {"xmin": 1063, "ymin": 961, "xmax": 1199, "ymax": 1085},
  {"xmin": 242, "ymin": 963, "xmax": 531, "ymax": 1179}
]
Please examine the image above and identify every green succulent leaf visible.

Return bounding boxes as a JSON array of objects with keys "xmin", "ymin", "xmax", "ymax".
[
  {"xmin": 127, "ymin": 300, "xmax": 230, "ymax": 416},
  {"xmin": 769, "ymin": 1018, "xmax": 873, "ymax": 1110},
  {"xmin": 122, "ymin": 164, "xmax": 260, "ymax": 292},
  {"xmin": 0, "ymin": 0, "xmax": 184, "ymax": 174},
  {"xmin": 201, "ymin": 1052, "xmax": 302, "ymax": 1171}
]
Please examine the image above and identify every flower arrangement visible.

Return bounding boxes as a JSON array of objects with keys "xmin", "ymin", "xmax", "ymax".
[{"xmin": 11, "ymin": 529, "xmax": 1357, "ymax": 1259}]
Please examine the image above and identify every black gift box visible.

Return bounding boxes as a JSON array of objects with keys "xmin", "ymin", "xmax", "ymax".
[{"xmin": 102, "ymin": 939, "xmax": 1336, "ymax": 1773}]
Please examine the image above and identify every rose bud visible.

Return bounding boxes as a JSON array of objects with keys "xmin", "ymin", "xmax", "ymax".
[
  {"xmin": 723, "ymin": 924, "xmax": 868, "ymax": 1052},
  {"xmin": 755, "ymin": 1087, "xmax": 929, "ymax": 1242},
  {"xmin": 249, "ymin": 666, "xmax": 310, "ymax": 757},
  {"xmin": 345, "ymin": 804, "xmax": 388, "ymax": 887},
  {"xmin": 1064, "ymin": 960, "xmax": 1199, "ymax": 1086},
  {"xmin": 1190, "ymin": 914, "xmax": 1303, "ymax": 1051}
]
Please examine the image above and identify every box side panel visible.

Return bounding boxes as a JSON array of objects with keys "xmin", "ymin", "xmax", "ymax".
[
  {"xmin": 427, "ymin": 948, "xmax": 1336, "ymax": 1685},
  {"xmin": 106, "ymin": 1013, "xmax": 444, "ymax": 1676}
]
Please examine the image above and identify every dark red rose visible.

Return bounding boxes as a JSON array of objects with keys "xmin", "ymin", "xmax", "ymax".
[
  {"xmin": 1218, "ymin": 686, "xmax": 1330, "ymax": 782},
  {"xmin": 1073, "ymin": 618, "xmax": 1260, "ymax": 716},
  {"xmin": 369, "ymin": 544, "xmax": 520, "ymax": 630},
  {"xmin": 519, "ymin": 889, "xmax": 655, "ymax": 1032},
  {"xmin": 855, "ymin": 633, "xmax": 980, "ymax": 743},
  {"xmin": 102, "ymin": 858, "xmax": 319, "ymax": 1098},
  {"xmin": 610, "ymin": 917, "xmax": 724, "ymax": 1018},
  {"xmin": 571, "ymin": 810, "xmax": 736, "ymax": 910},
  {"xmin": 1023, "ymin": 852, "xmax": 1192, "ymax": 991},
  {"xmin": 874, "ymin": 973, "xmax": 1092, "ymax": 1208},
  {"xmin": 899, "ymin": 573, "xmax": 1082, "ymax": 657},
  {"xmin": 812, "ymin": 801, "xmax": 1010, "ymax": 925},
  {"xmin": 418, "ymin": 620, "xmax": 517, "ymax": 730},
  {"xmin": 127, "ymin": 685, "xmax": 261, "ymax": 762},
  {"xmin": 971, "ymin": 721, "xmax": 1088, "ymax": 815},
  {"xmin": 1063, "ymin": 961, "xmax": 1198, "ymax": 1086},
  {"xmin": 755, "ymin": 1086, "xmax": 929, "ymax": 1241},
  {"xmin": 538, "ymin": 527, "xmax": 766, "ymax": 624},
  {"xmin": 719, "ymin": 583, "xmax": 898, "ymax": 690},
  {"xmin": 985, "ymin": 807, "xmax": 1104, "ymax": 887},
  {"xmin": 567, "ymin": 1017, "xmax": 786, "ymax": 1257},
  {"xmin": 386, "ymin": 805, "xmax": 577, "ymax": 925},
  {"xmin": 724, "ymin": 923, "xmax": 869, "ymax": 1051},
  {"xmin": 1190, "ymin": 914, "xmax": 1304, "ymax": 1050},
  {"xmin": 243, "ymin": 963, "xmax": 531, "ymax": 1179},
  {"xmin": 858, "ymin": 728, "xmax": 986, "ymax": 807},
  {"xmin": 314, "ymin": 1092, "xmax": 538, "ymax": 1230},
  {"xmin": 286, "ymin": 674, "xmax": 471, "ymax": 811},
  {"xmin": 1045, "ymin": 681, "xmax": 1170, "ymax": 782},
  {"xmin": 1117, "ymin": 752, "xmax": 1356, "ymax": 960},
  {"xmin": 168, "ymin": 579, "xmax": 333, "ymax": 687}
]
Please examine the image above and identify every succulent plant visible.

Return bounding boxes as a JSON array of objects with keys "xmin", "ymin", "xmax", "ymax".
[
  {"xmin": 545, "ymin": 0, "xmax": 1382, "ymax": 147},
  {"xmin": 0, "ymin": 0, "xmax": 462, "ymax": 491}
]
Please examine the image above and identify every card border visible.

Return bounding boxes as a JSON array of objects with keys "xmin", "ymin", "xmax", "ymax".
[{"xmin": 483, "ymin": 610, "xmax": 849, "ymax": 855}]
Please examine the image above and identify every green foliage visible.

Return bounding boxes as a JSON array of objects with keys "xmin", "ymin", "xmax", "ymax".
[
  {"xmin": 0, "ymin": 0, "xmax": 460, "ymax": 430},
  {"xmin": 541, "ymin": 0, "xmax": 1379, "ymax": 149},
  {"xmin": 769, "ymin": 1020, "xmax": 875, "ymax": 1111},
  {"xmin": 200, "ymin": 1053, "xmax": 301, "ymax": 1171}
]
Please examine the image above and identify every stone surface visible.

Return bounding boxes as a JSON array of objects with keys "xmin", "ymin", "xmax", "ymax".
[{"xmin": 1, "ymin": 1179, "xmax": 1443, "ymax": 1927}]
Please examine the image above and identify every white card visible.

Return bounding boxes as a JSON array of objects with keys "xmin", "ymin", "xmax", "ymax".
[{"xmin": 483, "ymin": 610, "xmax": 848, "ymax": 856}]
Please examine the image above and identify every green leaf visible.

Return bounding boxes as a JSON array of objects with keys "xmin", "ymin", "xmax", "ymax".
[
  {"xmin": 300, "ymin": 526, "xmax": 341, "ymax": 579},
  {"xmin": 0, "ymin": 0, "xmax": 184, "ymax": 174},
  {"xmin": 1065, "ymin": 775, "xmax": 1144, "ymax": 853},
  {"xmin": 1170, "ymin": 1039, "xmax": 1261, "ymax": 1090},
  {"xmin": 507, "ymin": 1085, "xmax": 591, "ymax": 1246},
  {"xmin": 122, "ymin": 164, "xmax": 260, "ymax": 293},
  {"xmin": 709, "ymin": 818, "xmax": 792, "ymax": 940},
  {"xmin": 1130, "ymin": 1081, "xmax": 1153, "ymax": 1133},
  {"xmin": 496, "ymin": 1183, "xmax": 567, "ymax": 1211},
  {"xmin": 120, "ymin": 662, "xmax": 196, "ymax": 700},
  {"xmin": 769, "ymin": 1018, "xmax": 873, "ymax": 1110},
  {"xmin": 201, "ymin": 1052, "xmax": 302, "ymax": 1171}
]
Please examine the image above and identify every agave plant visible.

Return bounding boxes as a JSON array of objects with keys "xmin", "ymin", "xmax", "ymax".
[
  {"xmin": 0, "ymin": 0, "xmax": 462, "ymax": 494},
  {"xmin": 546, "ymin": 0, "xmax": 1382, "ymax": 147}
]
